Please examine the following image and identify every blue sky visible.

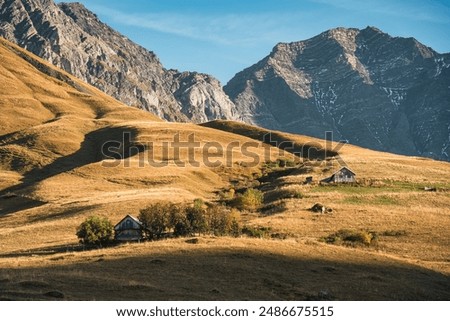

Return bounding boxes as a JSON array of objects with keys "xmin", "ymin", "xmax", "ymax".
[{"xmin": 64, "ymin": 0, "xmax": 450, "ymax": 84}]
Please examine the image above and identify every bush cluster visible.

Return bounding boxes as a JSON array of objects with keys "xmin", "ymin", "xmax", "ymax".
[
  {"xmin": 263, "ymin": 158, "xmax": 296, "ymax": 169},
  {"xmin": 138, "ymin": 200, "xmax": 241, "ymax": 240}
]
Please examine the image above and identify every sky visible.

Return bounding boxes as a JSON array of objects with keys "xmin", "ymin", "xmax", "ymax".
[{"xmin": 63, "ymin": 0, "xmax": 450, "ymax": 84}]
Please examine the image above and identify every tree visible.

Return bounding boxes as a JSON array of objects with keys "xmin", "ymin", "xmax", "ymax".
[
  {"xmin": 229, "ymin": 208, "xmax": 241, "ymax": 237},
  {"xmin": 185, "ymin": 205, "xmax": 208, "ymax": 235},
  {"xmin": 76, "ymin": 216, "xmax": 114, "ymax": 247},
  {"xmin": 138, "ymin": 202, "xmax": 175, "ymax": 239},
  {"xmin": 207, "ymin": 204, "xmax": 232, "ymax": 236}
]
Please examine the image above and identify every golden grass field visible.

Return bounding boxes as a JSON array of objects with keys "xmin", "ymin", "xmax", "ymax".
[{"xmin": 0, "ymin": 37, "xmax": 449, "ymax": 300}]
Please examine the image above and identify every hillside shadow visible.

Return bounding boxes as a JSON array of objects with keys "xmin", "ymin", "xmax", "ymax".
[
  {"xmin": 202, "ymin": 121, "xmax": 338, "ymax": 160},
  {"xmin": 0, "ymin": 126, "xmax": 144, "ymax": 199},
  {"xmin": 1, "ymin": 246, "xmax": 449, "ymax": 300},
  {"xmin": 0, "ymin": 244, "xmax": 84, "ymax": 259},
  {"xmin": 0, "ymin": 194, "xmax": 47, "ymax": 217}
]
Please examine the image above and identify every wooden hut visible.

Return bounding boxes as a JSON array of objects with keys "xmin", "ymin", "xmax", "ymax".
[
  {"xmin": 114, "ymin": 215, "xmax": 144, "ymax": 241},
  {"xmin": 320, "ymin": 167, "xmax": 356, "ymax": 184}
]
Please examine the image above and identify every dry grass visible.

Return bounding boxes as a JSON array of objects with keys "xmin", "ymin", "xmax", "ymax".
[{"xmin": 0, "ymin": 37, "xmax": 449, "ymax": 300}]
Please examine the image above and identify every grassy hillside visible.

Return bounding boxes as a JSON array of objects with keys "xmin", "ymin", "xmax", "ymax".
[{"xmin": 0, "ymin": 37, "xmax": 449, "ymax": 300}]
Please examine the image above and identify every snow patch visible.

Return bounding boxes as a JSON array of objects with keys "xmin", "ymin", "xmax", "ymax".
[
  {"xmin": 381, "ymin": 87, "xmax": 407, "ymax": 108},
  {"xmin": 441, "ymin": 124, "xmax": 450, "ymax": 158},
  {"xmin": 312, "ymin": 83, "xmax": 338, "ymax": 116},
  {"xmin": 434, "ymin": 57, "xmax": 450, "ymax": 77}
]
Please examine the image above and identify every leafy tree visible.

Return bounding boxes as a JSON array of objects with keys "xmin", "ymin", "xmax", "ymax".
[
  {"xmin": 173, "ymin": 219, "xmax": 190, "ymax": 237},
  {"xmin": 167, "ymin": 203, "xmax": 184, "ymax": 231},
  {"xmin": 76, "ymin": 216, "xmax": 114, "ymax": 247},
  {"xmin": 229, "ymin": 208, "xmax": 241, "ymax": 237},
  {"xmin": 167, "ymin": 204, "xmax": 190, "ymax": 237},
  {"xmin": 185, "ymin": 204, "xmax": 208, "ymax": 235},
  {"xmin": 207, "ymin": 204, "xmax": 232, "ymax": 236},
  {"xmin": 138, "ymin": 202, "xmax": 171, "ymax": 239}
]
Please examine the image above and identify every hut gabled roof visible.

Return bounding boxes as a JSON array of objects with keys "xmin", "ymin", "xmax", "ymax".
[
  {"xmin": 333, "ymin": 166, "xmax": 356, "ymax": 176},
  {"xmin": 114, "ymin": 214, "xmax": 143, "ymax": 230},
  {"xmin": 320, "ymin": 166, "xmax": 356, "ymax": 183}
]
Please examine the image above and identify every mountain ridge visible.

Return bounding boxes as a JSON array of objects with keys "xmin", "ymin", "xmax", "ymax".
[
  {"xmin": 0, "ymin": 0, "xmax": 238, "ymax": 122},
  {"xmin": 1, "ymin": 0, "xmax": 449, "ymax": 161},
  {"xmin": 224, "ymin": 26, "xmax": 450, "ymax": 161}
]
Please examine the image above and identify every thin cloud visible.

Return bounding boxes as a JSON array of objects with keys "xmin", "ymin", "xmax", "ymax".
[
  {"xmin": 90, "ymin": 5, "xmax": 303, "ymax": 46},
  {"xmin": 311, "ymin": 0, "xmax": 450, "ymax": 24}
]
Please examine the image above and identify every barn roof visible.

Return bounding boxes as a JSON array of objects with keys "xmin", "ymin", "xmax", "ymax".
[
  {"xmin": 320, "ymin": 166, "xmax": 356, "ymax": 183},
  {"xmin": 114, "ymin": 214, "xmax": 143, "ymax": 230},
  {"xmin": 333, "ymin": 166, "xmax": 356, "ymax": 176}
]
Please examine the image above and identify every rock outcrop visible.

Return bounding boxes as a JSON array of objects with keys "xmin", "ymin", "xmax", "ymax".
[{"xmin": 0, "ymin": 0, "xmax": 238, "ymax": 122}]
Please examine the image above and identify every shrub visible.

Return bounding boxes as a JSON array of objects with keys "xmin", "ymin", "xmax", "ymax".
[
  {"xmin": 242, "ymin": 226, "xmax": 272, "ymax": 238},
  {"xmin": 270, "ymin": 232, "xmax": 292, "ymax": 240},
  {"xmin": 323, "ymin": 229, "xmax": 376, "ymax": 246},
  {"xmin": 76, "ymin": 216, "xmax": 114, "ymax": 247},
  {"xmin": 265, "ymin": 188, "xmax": 304, "ymax": 203},
  {"xmin": 261, "ymin": 200, "xmax": 287, "ymax": 215},
  {"xmin": 218, "ymin": 188, "xmax": 235, "ymax": 201},
  {"xmin": 236, "ymin": 188, "xmax": 264, "ymax": 210},
  {"xmin": 193, "ymin": 198, "xmax": 205, "ymax": 210},
  {"xmin": 206, "ymin": 205, "xmax": 242, "ymax": 237},
  {"xmin": 381, "ymin": 230, "xmax": 408, "ymax": 237}
]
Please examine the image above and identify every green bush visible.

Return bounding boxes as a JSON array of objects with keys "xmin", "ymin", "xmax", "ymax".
[
  {"xmin": 76, "ymin": 216, "xmax": 114, "ymax": 247},
  {"xmin": 236, "ymin": 188, "xmax": 264, "ymax": 210},
  {"xmin": 323, "ymin": 229, "xmax": 376, "ymax": 246}
]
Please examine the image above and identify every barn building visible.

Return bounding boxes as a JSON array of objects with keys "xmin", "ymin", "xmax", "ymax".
[
  {"xmin": 320, "ymin": 167, "xmax": 356, "ymax": 184},
  {"xmin": 114, "ymin": 215, "xmax": 144, "ymax": 241}
]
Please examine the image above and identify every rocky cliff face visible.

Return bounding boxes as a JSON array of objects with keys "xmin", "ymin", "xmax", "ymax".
[
  {"xmin": 0, "ymin": 0, "xmax": 237, "ymax": 122},
  {"xmin": 225, "ymin": 27, "xmax": 450, "ymax": 161}
]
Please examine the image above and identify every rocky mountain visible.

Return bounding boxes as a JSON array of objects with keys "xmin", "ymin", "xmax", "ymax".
[
  {"xmin": 0, "ymin": 0, "xmax": 237, "ymax": 122},
  {"xmin": 225, "ymin": 27, "xmax": 450, "ymax": 161}
]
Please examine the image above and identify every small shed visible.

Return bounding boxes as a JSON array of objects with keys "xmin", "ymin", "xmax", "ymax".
[
  {"xmin": 321, "ymin": 167, "xmax": 356, "ymax": 184},
  {"xmin": 114, "ymin": 215, "xmax": 144, "ymax": 241}
]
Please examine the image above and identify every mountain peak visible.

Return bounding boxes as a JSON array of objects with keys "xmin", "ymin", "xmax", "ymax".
[
  {"xmin": 58, "ymin": 2, "xmax": 97, "ymax": 20},
  {"xmin": 362, "ymin": 26, "xmax": 384, "ymax": 34},
  {"xmin": 225, "ymin": 26, "xmax": 450, "ymax": 161}
]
